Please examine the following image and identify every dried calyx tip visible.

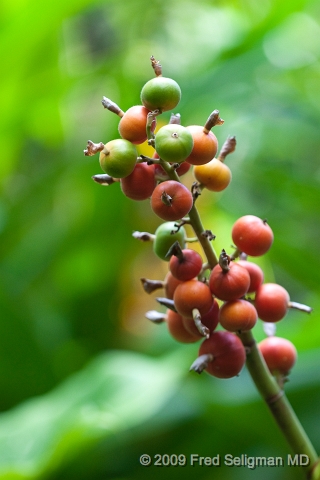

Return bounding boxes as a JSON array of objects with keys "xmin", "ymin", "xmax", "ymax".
[
  {"xmin": 169, "ymin": 113, "xmax": 181, "ymax": 125},
  {"xmin": 156, "ymin": 297, "xmax": 177, "ymax": 312},
  {"xmin": 132, "ymin": 231, "xmax": 155, "ymax": 241},
  {"xmin": 218, "ymin": 136, "xmax": 237, "ymax": 162},
  {"xmin": 219, "ymin": 249, "xmax": 231, "ymax": 272},
  {"xmin": 84, "ymin": 140, "xmax": 104, "ymax": 156},
  {"xmin": 150, "ymin": 55, "xmax": 162, "ymax": 76},
  {"xmin": 190, "ymin": 354, "xmax": 214, "ymax": 374},
  {"xmin": 101, "ymin": 97, "xmax": 124, "ymax": 117},
  {"xmin": 201, "ymin": 230, "xmax": 216, "ymax": 241},
  {"xmin": 204, "ymin": 110, "xmax": 224, "ymax": 132},
  {"xmin": 91, "ymin": 174, "xmax": 116, "ymax": 186},
  {"xmin": 140, "ymin": 278, "xmax": 164, "ymax": 294},
  {"xmin": 145, "ymin": 310, "xmax": 166, "ymax": 324},
  {"xmin": 165, "ymin": 241, "xmax": 184, "ymax": 261}
]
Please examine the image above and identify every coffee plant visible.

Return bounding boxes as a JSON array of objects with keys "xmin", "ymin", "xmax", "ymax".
[{"xmin": 84, "ymin": 56, "xmax": 319, "ymax": 479}]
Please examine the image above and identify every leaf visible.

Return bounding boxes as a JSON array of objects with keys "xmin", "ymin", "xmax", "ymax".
[{"xmin": 0, "ymin": 350, "xmax": 188, "ymax": 479}]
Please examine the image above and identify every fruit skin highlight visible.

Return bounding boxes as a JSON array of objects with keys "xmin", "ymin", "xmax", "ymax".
[{"xmin": 140, "ymin": 76, "xmax": 181, "ymax": 112}]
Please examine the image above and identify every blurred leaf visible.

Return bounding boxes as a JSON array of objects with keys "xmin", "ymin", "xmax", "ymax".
[{"xmin": 0, "ymin": 349, "xmax": 189, "ymax": 479}]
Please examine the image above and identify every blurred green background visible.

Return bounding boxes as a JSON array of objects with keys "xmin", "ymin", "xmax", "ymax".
[{"xmin": 0, "ymin": 0, "xmax": 320, "ymax": 479}]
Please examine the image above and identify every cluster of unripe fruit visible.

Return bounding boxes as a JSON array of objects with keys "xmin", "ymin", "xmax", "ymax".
[{"xmin": 84, "ymin": 56, "xmax": 308, "ymax": 384}]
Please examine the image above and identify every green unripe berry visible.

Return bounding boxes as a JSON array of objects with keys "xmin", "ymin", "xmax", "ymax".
[
  {"xmin": 140, "ymin": 77, "xmax": 181, "ymax": 112},
  {"xmin": 153, "ymin": 222, "xmax": 186, "ymax": 261},
  {"xmin": 155, "ymin": 124, "xmax": 194, "ymax": 164},
  {"xmin": 99, "ymin": 139, "xmax": 137, "ymax": 178}
]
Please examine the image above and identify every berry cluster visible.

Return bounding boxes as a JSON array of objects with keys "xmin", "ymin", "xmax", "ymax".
[{"xmin": 84, "ymin": 56, "xmax": 311, "ymax": 384}]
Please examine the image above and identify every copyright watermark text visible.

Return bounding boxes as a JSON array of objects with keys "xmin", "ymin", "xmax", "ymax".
[{"xmin": 139, "ymin": 453, "xmax": 310, "ymax": 469}]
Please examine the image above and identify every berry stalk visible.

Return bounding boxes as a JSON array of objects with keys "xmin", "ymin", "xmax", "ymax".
[{"xmin": 239, "ymin": 330, "xmax": 320, "ymax": 479}]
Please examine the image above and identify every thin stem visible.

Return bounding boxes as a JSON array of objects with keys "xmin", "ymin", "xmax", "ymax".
[
  {"xmin": 158, "ymin": 158, "xmax": 180, "ymax": 181},
  {"xmin": 230, "ymin": 246, "xmax": 242, "ymax": 260},
  {"xmin": 146, "ymin": 110, "xmax": 160, "ymax": 145},
  {"xmin": 185, "ymin": 237, "xmax": 199, "ymax": 243},
  {"xmin": 188, "ymin": 205, "xmax": 219, "ymax": 268},
  {"xmin": 239, "ymin": 330, "xmax": 319, "ymax": 478}
]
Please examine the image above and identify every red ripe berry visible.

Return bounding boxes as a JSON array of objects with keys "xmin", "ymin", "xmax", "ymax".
[
  {"xmin": 173, "ymin": 279, "xmax": 213, "ymax": 319},
  {"xmin": 209, "ymin": 262, "xmax": 250, "ymax": 301},
  {"xmin": 231, "ymin": 215, "xmax": 274, "ymax": 257},
  {"xmin": 255, "ymin": 283, "xmax": 290, "ymax": 322},
  {"xmin": 150, "ymin": 180, "xmax": 193, "ymax": 221},
  {"xmin": 183, "ymin": 299, "xmax": 219, "ymax": 337},
  {"xmin": 198, "ymin": 331, "xmax": 246, "ymax": 378},
  {"xmin": 120, "ymin": 163, "xmax": 156, "ymax": 200},
  {"xmin": 118, "ymin": 105, "xmax": 155, "ymax": 144},
  {"xmin": 237, "ymin": 260, "xmax": 264, "ymax": 293},
  {"xmin": 164, "ymin": 272, "xmax": 183, "ymax": 299},
  {"xmin": 185, "ymin": 125, "xmax": 218, "ymax": 165},
  {"xmin": 219, "ymin": 299, "xmax": 257, "ymax": 332},
  {"xmin": 258, "ymin": 336, "xmax": 297, "ymax": 375},
  {"xmin": 166, "ymin": 310, "xmax": 200, "ymax": 343},
  {"xmin": 169, "ymin": 248, "xmax": 203, "ymax": 281}
]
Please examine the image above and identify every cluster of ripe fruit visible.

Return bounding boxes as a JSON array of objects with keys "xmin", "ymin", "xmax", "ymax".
[
  {"xmin": 145, "ymin": 216, "xmax": 298, "ymax": 381},
  {"xmin": 84, "ymin": 56, "xmax": 308, "ymax": 383}
]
